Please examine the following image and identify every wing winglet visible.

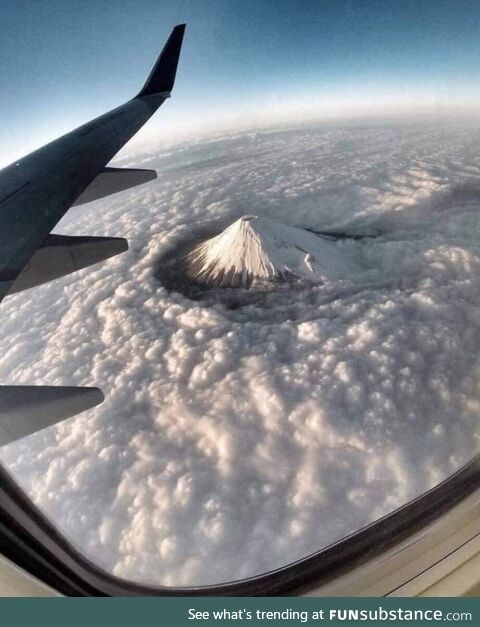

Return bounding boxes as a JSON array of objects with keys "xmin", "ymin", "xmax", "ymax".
[{"xmin": 136, "ymin": 23, "xmax": 186, "ymax": 97}]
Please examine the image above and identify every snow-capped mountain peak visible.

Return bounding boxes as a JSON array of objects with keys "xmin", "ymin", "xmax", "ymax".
[{"xmin": 185, "ymin": 215, "xmax": 360, "ymax": 287}]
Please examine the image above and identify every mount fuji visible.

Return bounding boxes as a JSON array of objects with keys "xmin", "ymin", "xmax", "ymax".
[{"xmin": 185, "ymin": 215, "xmax": 361, "ymax": 288}]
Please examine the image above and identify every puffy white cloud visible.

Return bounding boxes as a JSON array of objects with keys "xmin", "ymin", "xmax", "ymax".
[{"xmin": 1, "ymin": 123, "xmax": 480, "ymax": 586}]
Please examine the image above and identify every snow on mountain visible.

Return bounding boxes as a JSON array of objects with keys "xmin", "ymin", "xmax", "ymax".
[{"xmin": 185, "ymin": 215, "xmax": 361, "ymax": 287}]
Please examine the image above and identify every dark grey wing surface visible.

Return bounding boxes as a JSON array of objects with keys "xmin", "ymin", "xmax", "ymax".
[
  {"xmin": 0, "ymin": 23, "xmax": 185, "ymax": 303},
  {"xmin": 0, "ymin": 387, "xmax": 104, "ymax": 447},
  {"xmin": 0, "ymin": 24, "xmax": 185, "ymax": 445}
]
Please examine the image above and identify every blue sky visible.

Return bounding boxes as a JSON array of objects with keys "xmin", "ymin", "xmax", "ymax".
[{"xmin": 2, "ymin": 0, "xmax": 480, "ymax": 164}]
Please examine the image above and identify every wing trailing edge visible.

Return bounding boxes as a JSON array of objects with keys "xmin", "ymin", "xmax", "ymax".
[
  {"xmin": 0, "ymin": 386, "xmax": 104, "ymax": 447},
  {"xmin": 8, "ymin": 234, "xmax": 128, "ymax": 295},
  {"xmin": 72, "ymin": 167, "xmax": 157, "ymax": 207}
]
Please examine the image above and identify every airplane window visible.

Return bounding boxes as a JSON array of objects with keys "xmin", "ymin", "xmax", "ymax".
[
  {"xmin": 3, "ymin": 0, "xmax": 480, "ymax": 595},
  {"xmin": 1, "ymin": 122, "xmax": 480, "ymax": 588}
]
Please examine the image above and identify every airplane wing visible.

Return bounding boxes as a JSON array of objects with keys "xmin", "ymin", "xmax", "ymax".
[{"xmin": 0, "ymin": 24, "xmax": 186, "ymax": 445}]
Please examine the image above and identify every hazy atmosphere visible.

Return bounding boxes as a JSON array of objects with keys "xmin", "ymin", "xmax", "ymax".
[
  {"xmin": 3, "ymin": 0, "xmax": 480, "ymax": 163},
  {"xmin": 1, "ymin": 0, "xmax": 480, "ymax": 587}
]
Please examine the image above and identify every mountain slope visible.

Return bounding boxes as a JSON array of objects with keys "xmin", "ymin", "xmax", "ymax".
[{"xmin": 185, "ymin": 215, "xmax": 360, "ymax": 287}]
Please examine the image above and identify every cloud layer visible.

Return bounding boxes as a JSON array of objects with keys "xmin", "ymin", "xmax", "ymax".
[{"xmin": 1, "ymin": 122, "xmax": 480, "ymax": 586}]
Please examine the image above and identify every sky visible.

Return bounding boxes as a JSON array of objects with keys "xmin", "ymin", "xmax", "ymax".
[{"xmin": 2, "ymin": 0, "xmax": 480, "ymax": 163}]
